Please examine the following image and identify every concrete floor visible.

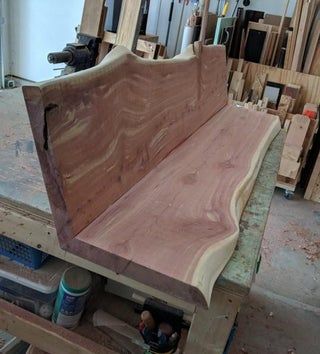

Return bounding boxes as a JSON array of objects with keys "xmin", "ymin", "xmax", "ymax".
[{"xmin": 229, "ymin": 188, "xmax": 320, "ymax": 354}]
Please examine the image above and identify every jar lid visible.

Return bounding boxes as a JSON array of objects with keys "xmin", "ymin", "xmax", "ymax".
[{"xmin": 62, "ymin": 266, "xmax": 92, "ymax": 294}]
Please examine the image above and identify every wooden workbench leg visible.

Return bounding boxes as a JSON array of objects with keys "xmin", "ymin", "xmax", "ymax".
[{"xmin": 184, "ymin": 289, "xmax": 243, "ymax": 354}]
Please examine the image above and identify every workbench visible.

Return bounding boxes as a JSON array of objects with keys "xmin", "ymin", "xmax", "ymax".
[{"xmin": 0, "ymin": 88, "xmax": 285, "ymax": 354}]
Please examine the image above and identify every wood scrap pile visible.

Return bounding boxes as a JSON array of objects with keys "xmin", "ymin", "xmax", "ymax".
[
  {"xmin": 277, "ymin": 103, "xmax": 319, "ymax": 191},
  {"xmin": 227, "ymin": 58, "xmax": 320, "ymax": 123},
  {"xmin": 227, "ymin": 59, "xmax": 304, "ymax": 126}
]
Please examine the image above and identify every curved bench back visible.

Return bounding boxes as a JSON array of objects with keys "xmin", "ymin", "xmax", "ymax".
[{"xmin": 23, "ymin": 43, "xmax": 227, "ymax": 244}]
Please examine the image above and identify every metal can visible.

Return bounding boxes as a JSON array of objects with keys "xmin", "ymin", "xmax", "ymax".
[{"xmin": 52, "ymin": 266, "xmax": 92, "ymax": 328}]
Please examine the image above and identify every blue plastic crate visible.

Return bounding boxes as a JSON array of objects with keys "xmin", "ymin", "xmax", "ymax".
[{"xmin": 0, "ymin": 234, "xmax": 49, "ymax": 269}]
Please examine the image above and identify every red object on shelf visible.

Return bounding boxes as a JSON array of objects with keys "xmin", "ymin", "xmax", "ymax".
[{"xmin": 303, "ymin": 103, "xmax": 318, "ymax": 119}]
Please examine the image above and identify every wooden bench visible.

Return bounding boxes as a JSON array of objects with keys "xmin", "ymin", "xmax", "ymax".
[
  {"xmin": 0, "ymin": 83, "xmax": 284, "ymax": 352},
  {"xmin": 23, "ymin": 43, "xmax": 280, "ymax": 308}
]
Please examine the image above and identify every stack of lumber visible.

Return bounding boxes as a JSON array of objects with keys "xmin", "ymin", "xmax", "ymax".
[
  {"xmin": 229, "ymin": 1, "xmax": 320, "ymax": 74},
  {"xmin": 277, "ymin": 103, "xmax": 319, "ymax": 190},
  {"xmin": 284, "ymin": 0, "xmax": 320, "ymax": 73},
  {"xmin": 229, "ymin": 4, "xmax": 292, "ymax": 67}
]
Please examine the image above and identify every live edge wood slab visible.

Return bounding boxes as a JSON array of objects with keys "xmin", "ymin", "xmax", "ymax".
[{"xmin": 23, "ymin": 43, "xmax": 281, "ymax": 308}]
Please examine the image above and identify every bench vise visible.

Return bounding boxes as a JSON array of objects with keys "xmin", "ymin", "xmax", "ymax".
[{"xmin": 47, "ymin": 34, "xmax": 101, "ymax": 74}]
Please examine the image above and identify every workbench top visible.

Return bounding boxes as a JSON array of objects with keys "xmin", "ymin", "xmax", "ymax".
[{"xmin": 0, "ymin": 88, "xmax": 285, "ymax": 302}]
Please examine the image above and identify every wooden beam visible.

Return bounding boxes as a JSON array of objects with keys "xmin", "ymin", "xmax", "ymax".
[
  {"xmin": 284, "ymin": 30, "xmax": 293, "ymax": 69},
  {"xmin": 303, "ymin": 18, "xmax": 320, "ymax": 73},
  {"xmin": 103, "ymin": 31, "xmax": 157, "ymax": 56},
  {"xmin": 115, "ymin": 0, "xmax": 145, "ymax": 50},
  {"xmin": 199, "ymin": 0, "xmax": 210, "ymax": 43},
  {"xmin": 310, "ymin": 39, "xmax": 320, "ymax": 75},
  {"xmin": 0, "ymin": 299, "xmax": 113, "ymax": 354},
  {"xmin": 288, "ymin": 0, "xmax": 304, "ymax": 69},
  {"xmin": 291, "ymin": 0, "xmax": 313, "ymax": 71},
  {"xmin": 271, "ymin": 0, "xmax": 290, "ymax": 65},
  {"xmin": 305, "ymin": 152, "xmax": 320, "ymax": 200},
  {"xmin": 80, "ymin": 0, "xmax": 106, "ymax": 38}
]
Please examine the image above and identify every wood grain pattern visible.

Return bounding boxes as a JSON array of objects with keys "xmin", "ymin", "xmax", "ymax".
[
  {"xmin": 23, "ymin": 44, "xmax": 280, "ymax": 307},
  {"xmin": 73, "ymin": 104, "xmax": 280, "ymax": 306},
  {"xmin": 23, "ymin": 44, "xmax": 227, "ymax": 245}
]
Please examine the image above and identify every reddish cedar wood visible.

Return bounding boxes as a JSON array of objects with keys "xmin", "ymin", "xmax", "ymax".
[{"xmin": 23, "ymin": 44, "xmax": 280, "ymax": 307}]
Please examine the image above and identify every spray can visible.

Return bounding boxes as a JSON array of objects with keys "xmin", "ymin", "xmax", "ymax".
[{"xmin": 52, "ymin": 266, "xmax": 92, "ymax": 328}]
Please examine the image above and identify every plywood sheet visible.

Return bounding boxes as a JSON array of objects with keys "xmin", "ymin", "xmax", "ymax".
[{"xmin": 23, "ymin": 44, "xmax": 280, "ymax": 307}]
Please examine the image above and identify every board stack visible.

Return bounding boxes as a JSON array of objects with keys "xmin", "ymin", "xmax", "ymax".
[
  {"xmin": 284, "ymin": 0, "xmax": 320, "ymax": 73},
  {"xmin": 277, "ymin": 104, "xmax": 319, "ymax": 192},
  {"xmin": 241, "ymin": 15, "xmax": 290, "ymax": 66},
  {"xmin": 229, "ymin": 0, "xmax": 320, "ymax": 73}
]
